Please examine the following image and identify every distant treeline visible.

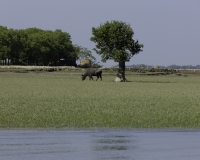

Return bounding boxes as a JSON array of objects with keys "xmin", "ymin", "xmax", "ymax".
[
  {"xmin": 0, "ymin": 26, "xmax": 77, "ymax": 66},
  {"xmin": 127, "ymin": 64, "xmax": 200, "ymax": 69}
]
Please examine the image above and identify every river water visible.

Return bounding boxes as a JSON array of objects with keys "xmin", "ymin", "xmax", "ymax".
[{"xmin": 0, "ymin": 129, "xmax": 200, "ymax": 160}]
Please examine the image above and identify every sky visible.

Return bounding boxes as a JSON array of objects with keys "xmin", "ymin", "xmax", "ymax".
[{"xmin": 0, "ymin": 0, "xmax": 200, "ymax": 67}]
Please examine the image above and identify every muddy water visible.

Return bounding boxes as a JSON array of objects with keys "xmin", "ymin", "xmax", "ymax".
[{"xmin": 0, "ymin": 129, "xmax": 200, "ymax": 160}]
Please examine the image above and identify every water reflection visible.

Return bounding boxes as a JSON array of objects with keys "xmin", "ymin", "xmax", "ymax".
[{"xmin": 92, "ymin": 133, "xmax": 138, "ymax": 160}]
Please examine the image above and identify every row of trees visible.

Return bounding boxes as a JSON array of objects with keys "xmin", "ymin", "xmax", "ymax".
[
  {"xmin": 0, "ymin": 26, "xmax": 76, "ymax": 66},
  {"xmin": 127, "ymin": 64, "xmax": 200, "ymax": 69},
  {"xmin": 165, "ymin": 65, "xmax": 200, "ymax": 69},
  {"xmin": 0, "ymin": 26, "xmax": 100, "ymax": 67}
]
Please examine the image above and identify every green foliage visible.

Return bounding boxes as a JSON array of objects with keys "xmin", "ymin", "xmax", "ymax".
[
  {"xmin": 91, "ymin": 61, "xmax": 102, "ymax": 68},
  {"xmin": 73, "ymin": 44, "xmax": 102, "ymax": 68},
  {"xmin": 90, "ymin": 20, "xmax": 143, "ymax": 81},
  {"xmin": 73, "ymin": 44, "xmax": 96, "ymax": 63},
  {"xmin": 90, "ymin": 20, "xmax": 143, "ymax": 63},
  {"xmin": 0, "ymin": 26, "xmax": 76, "ymax": 66}
]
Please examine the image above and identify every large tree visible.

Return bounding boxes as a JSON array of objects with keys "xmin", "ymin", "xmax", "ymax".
[{"xmin": 90, "ymin": 20, "xmax": 143, "ymax": 81}]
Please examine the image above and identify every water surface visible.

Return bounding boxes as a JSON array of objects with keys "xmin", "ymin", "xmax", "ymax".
[{"xmin": 0, "ymin": 129, "xmax": 200, "ymax": 160}]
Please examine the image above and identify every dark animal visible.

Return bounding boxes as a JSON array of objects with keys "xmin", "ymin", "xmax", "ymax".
[{"xmin": 82, "ymin": 69, "xmax": 102, "ymax": 81}]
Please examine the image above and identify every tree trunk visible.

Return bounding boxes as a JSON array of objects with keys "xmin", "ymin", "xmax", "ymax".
[{"xmin": 117, "ymin": 61, "xmax": 128, "ymax": 82}]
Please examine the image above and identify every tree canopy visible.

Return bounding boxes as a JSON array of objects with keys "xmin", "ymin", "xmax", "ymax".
[
  {"xmin": 90, "ymin": 20, "xmax": 144, "ymax": 81},
  {"xmin": 0, "ymin": 26, "xmax": 76, "ymax": 66},
  {"xmin": 72, "ymin": 44, "xmax": 102, "ymax": 68},
  {"xmin": 73, "ymin": 44, "xmax": 96, "ymax": 63}
]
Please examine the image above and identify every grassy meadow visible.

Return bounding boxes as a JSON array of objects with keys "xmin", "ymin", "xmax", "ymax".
[{"xmin": 0, "ymin": 68, "xmax": 200, "ymax": 129}]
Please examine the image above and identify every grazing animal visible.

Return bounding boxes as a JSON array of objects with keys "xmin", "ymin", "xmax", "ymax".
[{"xmin": 82, "ymin": 69, "xmax": 102, "ymax": 81}]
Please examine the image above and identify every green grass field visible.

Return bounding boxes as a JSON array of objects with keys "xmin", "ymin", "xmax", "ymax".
[{"xmin": 1, "ymin": 69, "xmax": 200, "ymax": 128}]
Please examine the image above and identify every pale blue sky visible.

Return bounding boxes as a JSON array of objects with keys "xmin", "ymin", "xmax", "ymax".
[{"xmin": 0, "ymin": 0, "xmax": 200, "ymax": 67}]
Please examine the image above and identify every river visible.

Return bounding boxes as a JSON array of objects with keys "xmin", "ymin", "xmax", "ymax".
[{"xmin": 0, "ymin": 129, "xmax": 200, "ymax": 160}]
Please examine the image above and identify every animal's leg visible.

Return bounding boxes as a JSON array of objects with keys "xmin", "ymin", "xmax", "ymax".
[
  {"xmin": 96, "ymin": 76, "xmax": 99, "ymax": 81},
  {"xmin": 90, "ymin": 76, "xmax": 93, "ymax": 80}
]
